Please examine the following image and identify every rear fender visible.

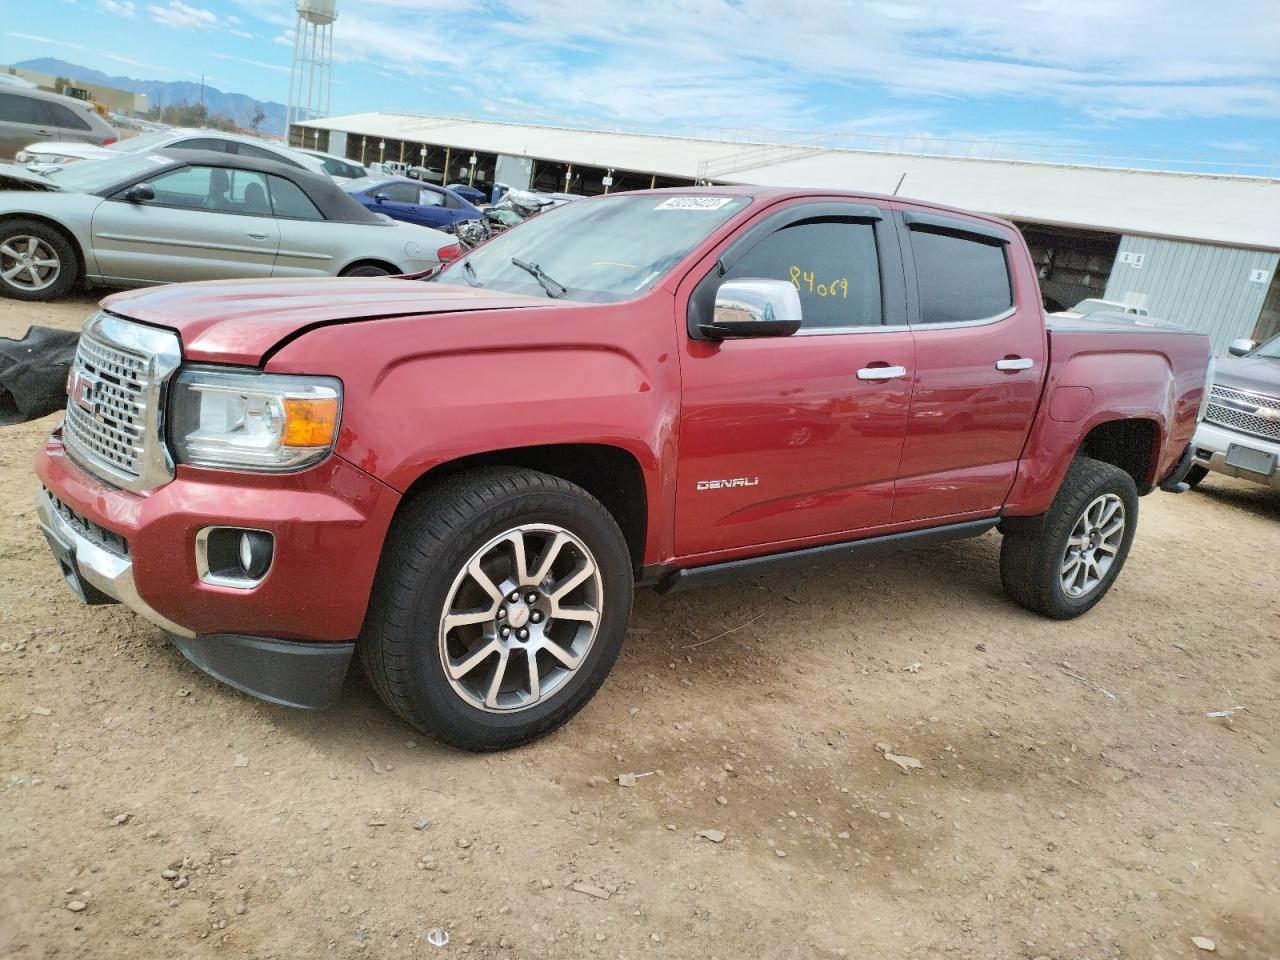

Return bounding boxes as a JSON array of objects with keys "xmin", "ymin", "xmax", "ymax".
[{"xmin": 1004, "ymin": 350, "xmax": 1176, "ymax": 515}]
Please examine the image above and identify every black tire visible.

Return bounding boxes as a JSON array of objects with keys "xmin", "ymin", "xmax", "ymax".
[
  {"xmin": 359, "ymin": 467, "xmax": 633, "ymax": 751},
  {"xmin": 1183, "ymin": 464, "xmax": 1209, "ymax": 488},
  {"xmin": 0, "ymin": 219, "xmax": 79, "ymax": 301},
  {"xmin": 340, "ymin": 264, "xmax": 394, "ymax": 278},
  {"xmin": 1000, "ymin": 456, "xmax": 1139, "ymax": 620}
]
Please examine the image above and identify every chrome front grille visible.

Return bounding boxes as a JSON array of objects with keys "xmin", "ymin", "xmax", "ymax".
[
  {"xmin": 1204, "ymin": 385, "xmax": 1280, "ymax": 443},
  {"xmin": 61, "ymin": 312, "xmax": 182, "ymax": 491}
]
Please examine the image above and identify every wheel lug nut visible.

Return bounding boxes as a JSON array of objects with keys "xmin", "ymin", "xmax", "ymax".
[
  {"xmin": 517, "ymin": 628, "xmax": 529, "ymax": 640},
  {"xmin": 530, "ymin": 611, "xmax": 543, "ymax": 623},
  {"xmin": 526, "ymin": 592, "xmax": 538, "ymax": 604},
  {"xmin": 497, "ymin": 608, "xmax": 506, "ymax": 619},
  {"xmin": 500, "ymin": 626, "xmax": 511, "ymax": 638},
  {"xmin": 509, "ymin": 591, "xmax": 521, "ymax": 602}
]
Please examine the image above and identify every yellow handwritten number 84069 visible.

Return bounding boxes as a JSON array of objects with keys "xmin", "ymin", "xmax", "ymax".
[{"xmin": 789, "ymin": 265, "xmax": 849, "ymax": 298}]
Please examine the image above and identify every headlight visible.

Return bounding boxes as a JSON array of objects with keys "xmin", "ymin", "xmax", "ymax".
[
  {"xmin": 168, "ymin": 367, "xmax": 342, "ymax": 471},
  {"xmin": 1197, "ymin": 355, "xmax": 1215, "ymax": 423}
]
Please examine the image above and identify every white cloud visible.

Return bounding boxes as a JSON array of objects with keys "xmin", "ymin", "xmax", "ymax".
[
  {"xmin": 320, "ymin": 0, "xmax": 1280, "ymax": 130},
  {"xmin": 4, "ymin": 31, "xmax": 86, "ymax": 51},
  {"xmin": 149, "ymin": 0, "xmax": 216, "ymax": 30},
  {"xmin": 98, "ymin": 0, "xmax": 136, "ymax": 17}
]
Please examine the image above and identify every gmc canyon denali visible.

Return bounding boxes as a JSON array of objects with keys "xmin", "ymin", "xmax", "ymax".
[{"xmin": 35, "ymin": 188, "xmax": 1212, "ymax": 750}]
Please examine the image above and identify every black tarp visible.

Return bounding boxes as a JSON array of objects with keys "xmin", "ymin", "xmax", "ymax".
[{"xmin": 0, "ymin": 327, "xmax": 79, "ymax": 426}]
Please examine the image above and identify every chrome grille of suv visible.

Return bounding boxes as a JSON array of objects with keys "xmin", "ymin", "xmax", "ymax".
[
  {"xmin": 61, "ymin": 312, "xmax": 182, "ymax": 491},
  {"xmin": 1204, "ymin": 385, "xmax": 1280, "ymax": 443}
]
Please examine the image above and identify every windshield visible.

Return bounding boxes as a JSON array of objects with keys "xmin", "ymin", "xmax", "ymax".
[
  {"xmin": 45, "ymin": 153, "xmax": 175, "ymax": 192},
  {"xmin": 436, "ymin": 194, "xmax": 750, "ymax": 303},
  {"xmin": 1255, "ymin": 334, "xmax": 1280, "ymax": 360}
]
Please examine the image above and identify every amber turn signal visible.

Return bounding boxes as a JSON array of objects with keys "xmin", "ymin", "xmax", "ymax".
[{"xmin": 282, "ymin": 397, "xmax": 340, "ymax": 447}]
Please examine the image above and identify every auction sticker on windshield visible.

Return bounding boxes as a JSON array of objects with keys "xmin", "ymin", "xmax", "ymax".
[{"xmin": 655, "ymin": 197, "xmax": 734, "ymax": 211}]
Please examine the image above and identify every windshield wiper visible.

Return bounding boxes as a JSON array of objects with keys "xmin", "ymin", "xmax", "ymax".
[
  {"xmin": 462, "ymin": 258, "xmax": 484, "ymax": 287},
  {"xmin": 511, "ymin": 257, "xmax": 566, "ymax": 299}
]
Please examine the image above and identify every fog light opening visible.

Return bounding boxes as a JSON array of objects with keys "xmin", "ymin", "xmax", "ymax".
[{"xmin": 197, "ymin": 527, "xmax": 274, "ymax": 588}]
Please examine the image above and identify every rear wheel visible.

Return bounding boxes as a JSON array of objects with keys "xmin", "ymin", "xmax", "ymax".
[
  {"xmin": 340, "ymin": 263, "xmax": 394, "ymax": 278},
  {"xmin": 360, "ymin": 467, "xmax": 633, "ymax": 750},
  {"xmin": 0, "ymin": 220, "xmax": 78, "ymax": 301},
  {"xmin": 1183, "ymin": 464, "xmax": 1209, "ymax": 488},
  {"xmin": 1000, "ymin": 457, "xmax": 1139, "ymax": 619}
]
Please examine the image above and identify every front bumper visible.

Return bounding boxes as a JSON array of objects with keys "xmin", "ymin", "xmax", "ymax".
[
  {"xmin": 1191, "ymin": 420, "xmax": 1280, "ymax": 490},
  {"xmin": 35, "ymin": 432, "xmax": 401, "ymax": 708}
]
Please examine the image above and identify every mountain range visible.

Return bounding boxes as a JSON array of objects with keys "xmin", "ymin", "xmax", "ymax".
[{"xmin": 14, "ymin": 58, "xmax": 288, "ymax": 136}]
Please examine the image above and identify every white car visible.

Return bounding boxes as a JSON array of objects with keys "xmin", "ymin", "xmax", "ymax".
[
  {"xmin": 15, "ymin": 129, "xmax": 332, "ymax": 179},
  {"xmin": 0, "ymin": 149, "xmax": 457, "ymax": 301},
  {"xmin": 1053, "ymin": 298, "xmax": 1150, "ymax": 319}
]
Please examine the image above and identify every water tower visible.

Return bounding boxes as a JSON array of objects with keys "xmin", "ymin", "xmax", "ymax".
[{"xmin": 287, "ymin": 0, "xmax": 336, "ymax": 138}]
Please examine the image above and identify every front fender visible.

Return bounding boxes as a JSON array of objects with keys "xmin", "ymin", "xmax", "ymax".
[{"xmin": 265, "ymin": 298, "xmax": 681, "ymax": 563}]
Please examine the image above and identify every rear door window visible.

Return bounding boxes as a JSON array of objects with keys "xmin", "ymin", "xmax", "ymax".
[
  {"xmin": 39, "ymin": 100, "xmax": 93, "ymax": 131},
  {"xmin": 381, "ymin": 182, "xmax": 419, "ymax": 203},
  {"xmin": 172, "ymin": 137, "xmax": 231, "ymax": 152},
  {"xmin": 908, "ymin": 225, "xmax": 1012, "ymax": 324},
  {"xmin": 724, "ymin": 219, "xmax": 883, "ymax": 330},
  {"xmin": 268, "ymin": 175, "xmax": 323, "ymax": 220}
]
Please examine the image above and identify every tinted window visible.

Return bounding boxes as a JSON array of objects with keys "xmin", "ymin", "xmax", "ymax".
[
  {"xmin": 39, "ymin": 100, "xmax": 92, "ymax": 131},
  {"xmin": 0, "ymin": 91, "xmax": 44, "ymax": 125},
  {"xmin": 725, "ymin": 220, "xmax": 883, "ymax": 329},
  {"xmin": 235, "ymin": 141, "xmax": 301, "ymax": 167},
  {"xmin": 381, "ymin": 182, "xmax": 418, "ymax": 203},
  {"xmin": 268, "ymin": 175, "xmax": 322, "ymax": 220},
  {"xmin": 910, "ymin": 227, "xmax": 1012, "ymax": 324},
  {"xmin": 173, "ymin": 137, "xmax": 230, "ymax": 152}
]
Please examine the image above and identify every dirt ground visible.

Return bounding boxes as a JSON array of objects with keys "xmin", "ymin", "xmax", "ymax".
[{"xmin": 1, "ymin": 294, "xmax": 1277, "ymax": 960}]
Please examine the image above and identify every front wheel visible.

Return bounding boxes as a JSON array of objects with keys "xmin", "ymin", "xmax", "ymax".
[
  {"xmin": 359, "ymin": 467, "xmax": 633, "ymax": 750},
  {"xmin": 340, "ymin": 264, "xmax": 394, "ymax": 278},
  {"xmin": 0, "ymin": 220, "xmax": 79, "ymax": 301},
  {"xmin": 1000, "ymin": 457, "xmax": 1139, "ymax": 619}
]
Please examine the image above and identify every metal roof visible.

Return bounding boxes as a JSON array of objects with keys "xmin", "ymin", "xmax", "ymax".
[{"xmin": 299, "ymin": 113, "xmax": 1280, "ymax": 251}]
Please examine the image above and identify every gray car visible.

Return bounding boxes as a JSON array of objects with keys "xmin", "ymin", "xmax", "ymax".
[
  {"xmin": 0, "ymin": 86, "xmax": 118, "ymax": 160},
  {"xmin": 0, "ymin": 149, "xmax": 456, "ymax": 301},
  {"xmin": 1188, "ymin": 334, "xmax": 1280, "ymax": 491}
]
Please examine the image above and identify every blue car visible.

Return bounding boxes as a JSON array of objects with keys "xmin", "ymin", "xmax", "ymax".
[
  {"xmin": 445, "ymin": 182, "xmax": 488, "ymax": 206},
  {"xmin": 342, "ymin": 176, "xmax": 481, "ymax": 231}
]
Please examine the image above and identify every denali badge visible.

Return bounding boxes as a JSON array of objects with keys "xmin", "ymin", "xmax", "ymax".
[{"xmin": 696, "ymin": 477, "xmax": 760, "ymax": 491}]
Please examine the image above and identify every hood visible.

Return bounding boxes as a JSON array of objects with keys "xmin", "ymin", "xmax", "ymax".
[
  {"xmin": 0, "ymin": 168, "xmax": 60, "ymax": 192},
  {"xmin": 22, "ymin": 140, "xmax": 117, "ymax": 161},
  {"xmin": 102, "ymin": 277, "xmax": 552, "ymax": 365},
  {"xmin": 1212, "ymin": 352, "xmax": 1280, "ymax": 399}
]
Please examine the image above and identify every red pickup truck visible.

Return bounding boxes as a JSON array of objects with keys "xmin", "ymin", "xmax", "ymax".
[{"xmin": 35, "ymin": 187, "xmax": 1210, "ymax": 750}]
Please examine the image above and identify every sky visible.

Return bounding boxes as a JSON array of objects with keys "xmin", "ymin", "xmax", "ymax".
[{"xmin": 3, "ymin": 0, "xmax": 1278, "ymax": 160}]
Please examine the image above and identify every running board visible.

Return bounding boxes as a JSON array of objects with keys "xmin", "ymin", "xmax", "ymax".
[{"xmin": 655, "ymin": 517, "xmax": 1000, "ymax": 594}]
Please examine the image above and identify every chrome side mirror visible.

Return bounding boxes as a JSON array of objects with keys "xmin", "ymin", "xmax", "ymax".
[
  {"xmin": 1227, "ymin": 338, "xmax": 1256, "ymax": 357},
  {"xmin": 702, "ymin": 278, "xmax": 802, "ymax": 339}
]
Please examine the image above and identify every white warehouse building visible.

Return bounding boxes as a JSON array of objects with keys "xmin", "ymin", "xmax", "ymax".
[{"xmin": 293, "ymin": 113, "xmax": 1280, "ymax": 352}]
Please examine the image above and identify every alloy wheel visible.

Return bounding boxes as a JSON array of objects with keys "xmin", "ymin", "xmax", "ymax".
[
  {"xmin": 1060, "ymin": 493, "xmax": 1125, "ymax": 598},
  {"xmin": 438, "ymin": 524, "xmax": 603, "ymax": 713},
  {"xmin": 0, "ymin": 236, "xmax": 61, "ymax": 292}
]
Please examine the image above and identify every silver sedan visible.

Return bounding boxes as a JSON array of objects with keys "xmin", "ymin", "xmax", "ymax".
[{"xmin": 0, "ymin": 149, "xmax": 457, "ymax": 301}]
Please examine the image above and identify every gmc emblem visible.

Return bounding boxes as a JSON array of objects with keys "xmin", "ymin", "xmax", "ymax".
[{"xmin": 68, "ymin": 369, "xmax": 97, "ymax": 413}]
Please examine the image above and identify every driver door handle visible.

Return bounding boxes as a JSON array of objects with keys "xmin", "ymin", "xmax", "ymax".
[
  {"xmin": 996, "ymin": 357, "xmax": 1034, "ymax": 371},
  {"xmin": 857, "ymin": 365, "xmax": 907, "ymax": 381},
  {"xmin": 246, "ymin": 232, "xmax": 270, "ymax": 241}
]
